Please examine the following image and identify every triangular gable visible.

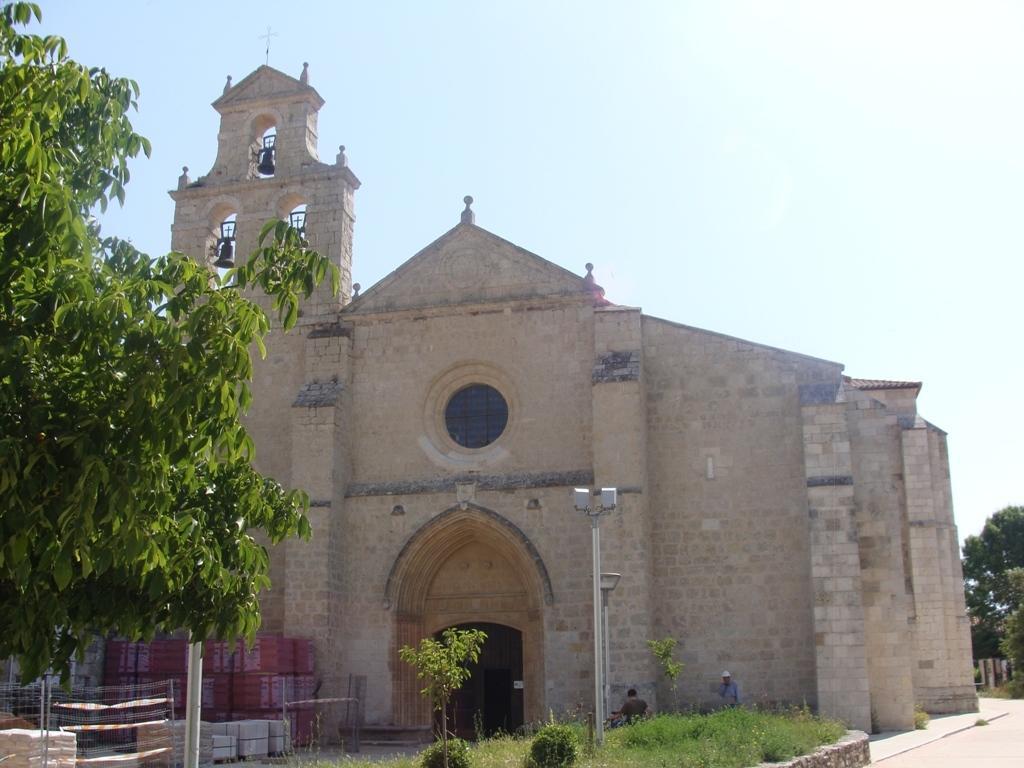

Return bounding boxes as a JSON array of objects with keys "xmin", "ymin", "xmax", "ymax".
[
  {"xmin": 347, "ymin": 223, "xmax": 599, "ymax": 314},
  {"xmin": 212, "ymin": 65, "xmax": 323, "ymax": 112}
]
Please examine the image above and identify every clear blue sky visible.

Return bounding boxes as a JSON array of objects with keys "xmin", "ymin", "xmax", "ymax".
[{"xmin": 40, "ymin": 1, "xmax": 1022, "ymax": 544}]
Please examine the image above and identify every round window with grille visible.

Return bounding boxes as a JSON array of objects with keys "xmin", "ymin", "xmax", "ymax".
[{"xmin": 444, "ymin": 384, "xmax": 509, "ymax": 449}]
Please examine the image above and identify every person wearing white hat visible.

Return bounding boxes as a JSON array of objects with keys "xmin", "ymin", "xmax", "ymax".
[{"xmin": 718, "ymin": 671, "xmax": 740, "ymax": 706}]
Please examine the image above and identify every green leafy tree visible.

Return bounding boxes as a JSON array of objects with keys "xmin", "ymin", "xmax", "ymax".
[
  {"xmin": 647, "ymin": 637, "xmax": 684, "ymax": 709},
  {"xmin": 399, "ymin": 628, "xmax": 487, "ymax": 768},
  {"xmin": 999, "ymin": 568, "xmax": 1024, "ymax": 697},
  {"xmin": 0, "ymin": 3, "xmax": 337, "ymax": 680},
  {"xmin": 962, "ymin": 506, "xmax": 1024, "ymax": 658}
]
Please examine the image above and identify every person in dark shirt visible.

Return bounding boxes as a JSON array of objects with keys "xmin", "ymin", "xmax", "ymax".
[{"xmin": 608, "ymin": 688, "xmax": 649, "ymax": 727}]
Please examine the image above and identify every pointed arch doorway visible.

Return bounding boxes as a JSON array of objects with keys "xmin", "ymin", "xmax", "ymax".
[
  {"xmin": 386, "ymin": 505, "xmax": 552, "ymax": 733},
  {"xmin": 438, "ymin": 622, "xmax": 524, "ymax": 739}
]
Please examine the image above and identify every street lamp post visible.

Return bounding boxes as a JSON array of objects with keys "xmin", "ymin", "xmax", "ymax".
[
  {"xmin": 600, "ymin": 572, "xmax": 621, "ymax": 721},
  {"xmin": 574, "ymin": 487, "xmax": 617, "ymax": 746}
]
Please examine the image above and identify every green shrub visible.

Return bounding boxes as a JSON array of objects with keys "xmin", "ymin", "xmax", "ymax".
[
  {"xmin": 913, "ymin": 706, "xmax": 930, "ymax": 730},
  {"xmin": 421, "ymin": 738, "xmax": 471, "ymax": 768},
  {"xmin": 529, "ymin": 723, "xmax": 578, "ymax": 768}
]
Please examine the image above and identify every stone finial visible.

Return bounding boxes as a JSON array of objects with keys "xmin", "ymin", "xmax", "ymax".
[
  {"xmin": 460, "ymin": 195, "xmax": 475, "ymax": 225},
  {"xmin": 583, "ymin": 262, "xmax": 607, "ymax": 304},
  {"xmin": 352, "ymin": 282, "xmax": 361, "ymax": 298},
  {"xmin": 300, "ymin": 62, "xmax": 309, "ymax": 85},
  {"xmin": 223, "ymin": 75, "xmax": 232, "ymax": 95},
  {"xmin": 177, "ymin": 166, "xmax": 190, "ymax": 190},
  {"xmin": 336, "ymin": 145, "xmax": 347, "ymax": 167}
]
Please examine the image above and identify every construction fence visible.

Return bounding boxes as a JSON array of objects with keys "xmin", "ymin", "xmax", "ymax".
[{"xmin": 0, "ymin": 677, "xmax": 362, "ymax": 768}]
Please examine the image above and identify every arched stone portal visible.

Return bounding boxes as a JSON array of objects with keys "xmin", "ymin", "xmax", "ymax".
[{"xmin": 386, "ymin": 505, "xmax": 550, "ymax": 729}]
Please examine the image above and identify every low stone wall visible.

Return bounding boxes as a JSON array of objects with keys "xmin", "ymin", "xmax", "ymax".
[{"xmin": 760, "ymin": 731, "xmax": 869, "ymax": 768}]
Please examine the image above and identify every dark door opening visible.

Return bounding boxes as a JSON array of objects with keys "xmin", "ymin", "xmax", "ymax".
[{"xmin": 437, "ymin": 622, "xmax": 524, "ymax": 740}]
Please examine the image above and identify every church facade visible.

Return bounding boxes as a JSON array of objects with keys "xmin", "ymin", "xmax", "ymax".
[{"xmin": 169, "ymin": 65, "xmax": 976, "ymax": 734}]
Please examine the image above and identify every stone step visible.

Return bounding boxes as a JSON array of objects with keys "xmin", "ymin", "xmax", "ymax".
[
  {"xmin": 360, "ymin": 739, "xmax": 425, "ymax": 747},
  {"xmin": 359, "ymin": 725, "xmax": 432, "ymax": 745}
]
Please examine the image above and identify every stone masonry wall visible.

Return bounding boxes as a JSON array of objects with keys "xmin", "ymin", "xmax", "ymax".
[
  {"xmin": 346, "ymin": 301, "xmax": 595, "ymax": 486},
  {"xmin": 844, "ymin": 390, "xmax": 915, "ymax": 730},
  {"xmin": 643, "ymin": 318, "xmax": 824, "ymax": 712},
  {"xmin": 801, "ymin": 398, "xmax": 871, "ymax": 731},
  {"xmin": 590, "ymin": 307, "xmax": 656, "ymax": 709},
  {"xmin": 928, "ymin": 429, "xmax": 976, "ymax": 711},
  {"xmin": 902, "ymin": 424, "xmax": 976, "ymax": 713},
  {"xmin": 779, "ymin": 731, "xmax": 870, "ymax": 768},
  {"xmin": 328, "ymin": 298, "xmax": 603, "ymax": 723}
]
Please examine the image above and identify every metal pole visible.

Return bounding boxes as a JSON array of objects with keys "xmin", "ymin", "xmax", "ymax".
[
  {"xmin": 602, "ymin": 590, "xmax": 611, "ymax": 721},
  {"xmin": 184, "ymin": 641, "xmax": 203, "ymax": 768},
  {"xmin": 41, "ymin": 676, "xmax": 49, "ymax": 768},
  {"xmin": 282, "ymin": 698, "xmax": 288, "ymax": 754},
  {"xmin": 592, "ymin": 516, "xmax": 604, "ymax": 745}
]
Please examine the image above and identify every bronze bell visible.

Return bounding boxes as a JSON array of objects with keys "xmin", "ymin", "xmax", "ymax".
[
  {"xmin": 257, "ymin": 135, "xmax": 276, "ymax": 175},
  {"xmin": 214, "ymin": 220, "xmax": 236, "ymax": 268},
  {"xmin": 213, "ymin": 237, "xmax": 234, "ymax": 269}
]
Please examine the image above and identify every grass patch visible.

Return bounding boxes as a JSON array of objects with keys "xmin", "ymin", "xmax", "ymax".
[
  {"xmin": 308, "ymin": 709, "xmax": 845, "ymax": 768},
  {"xmin": 608, "ymin": 708, "xmax": 846, "ymax": 767},
  {"xmin": 979, "ymin": 682, "xmax": 1024, "ymax": 699},
  {"xmin": 975, "ymin": 718, "xmax": 988, "ymax": 726}
]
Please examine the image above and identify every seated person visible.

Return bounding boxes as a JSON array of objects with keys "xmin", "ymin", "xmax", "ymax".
[{"xmin": 608, "ymin": 688, "xmax": 648, "ymax": 727}]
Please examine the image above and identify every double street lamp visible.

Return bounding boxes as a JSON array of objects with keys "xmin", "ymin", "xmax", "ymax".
[{"xmin": 574, "ymin": 487, "xmax": 617, "ymax": 745}]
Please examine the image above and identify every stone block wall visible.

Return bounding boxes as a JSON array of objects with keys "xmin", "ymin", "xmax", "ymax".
[
  {"xmin": 643, "ymin": 318, "xmax": 822, "ymax": 712},
  {"xmin": 345, "ymin": 301, "xmax": 595, "ymax": 485},
  {"xmin": 844, "ymin": 391, "xmax": 915, "ymax": 730},
  {"xmin": 591, "ymin": 307, "xmax": 656, "ymax": 708},
  {"xmin": 801, "ymin": 398, "xmax": 871, "ymax": 731},
  {"xmin": 901, "ymin": 424, "xmax": 976, "ymax": 713}
]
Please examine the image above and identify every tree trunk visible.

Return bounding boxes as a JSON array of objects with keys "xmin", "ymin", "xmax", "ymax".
[{"xmin": 441, "ymin": 699, "xmax": 449, "ymax": 768}]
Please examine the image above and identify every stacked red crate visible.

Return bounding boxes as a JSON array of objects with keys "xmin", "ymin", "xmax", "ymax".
[
  {"xmin": 149, "ymin": 639, "xmax": 188, "ymax": 674},
  {"xmin": 239, "ymin": 635, "xmax": 294, "ymax": 673},
  {"xmin": 203, "ymin": 638, "xmax": 243, "ymax": 673},
  {"xmin": 102, "ymin": 640, "xmax": 146, "ymax": 700},
  {"xmin": 202, "ymin": 675, "xmax": 232, "ymax": 710},
  {"xmin": 101, "ymin": 634, "xmax": 315, "ymax": 730},
  {"xmin": 292, "ymin": 639, "xmax": 314, "ymax": 674}
]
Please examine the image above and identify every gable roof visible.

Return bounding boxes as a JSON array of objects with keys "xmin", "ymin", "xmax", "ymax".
[
  {"xmin": 212, "ymin": 65, "xmax": 323, "ymax": 113},
  {"xmin": 345, "ymin": 222, "xmax": 607, "ymax": 314}
]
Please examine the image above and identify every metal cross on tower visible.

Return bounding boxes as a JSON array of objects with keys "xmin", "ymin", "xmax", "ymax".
[{"xmin": 259, "ymin": 26, "xmax": 278, "ymax": 66}]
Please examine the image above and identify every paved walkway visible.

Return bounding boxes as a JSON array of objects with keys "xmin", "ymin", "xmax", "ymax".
[{"xmin": 870, "ymin": 696, "xmax": 1024, "ymax": 765}]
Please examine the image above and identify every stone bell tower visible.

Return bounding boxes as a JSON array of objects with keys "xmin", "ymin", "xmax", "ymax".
[
  {"xmin": 168, "ymin": 63, "xmax": 360, "ymax": 314},
  {"xmin": 167, "ymin": 66, "xmax": 361, "ymax": 654}
]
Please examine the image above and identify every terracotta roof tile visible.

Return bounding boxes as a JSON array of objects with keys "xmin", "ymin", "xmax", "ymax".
[{"xmin": 843, "ymin": 377, "xmax": 921, "ymax": 391}]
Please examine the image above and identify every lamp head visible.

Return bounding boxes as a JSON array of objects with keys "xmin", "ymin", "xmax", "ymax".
[
  {"xmin": 600, "ymin": 572, "xmax": 621, "ymax": 593},
  {"xmin": 600, "ymin": 487, "xmax": 617, "ymax": 510},
  {"xmin": 573, "ymin": 488, "xmax": 591, "ymax": 511}
]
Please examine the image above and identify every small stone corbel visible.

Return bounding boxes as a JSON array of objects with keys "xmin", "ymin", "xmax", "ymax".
[{"xmin": 455, "ymin": 480, "xmax": 476, "ymax": 510}]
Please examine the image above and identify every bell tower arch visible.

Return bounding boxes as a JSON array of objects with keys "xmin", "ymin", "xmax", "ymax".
[
  {"xmin": 386, "ymin": 505, "xmax": 552, "ymax": 729},
  {"xmin": 168, "ymin": 63, "xmax": 360, "ymax": 312}
]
